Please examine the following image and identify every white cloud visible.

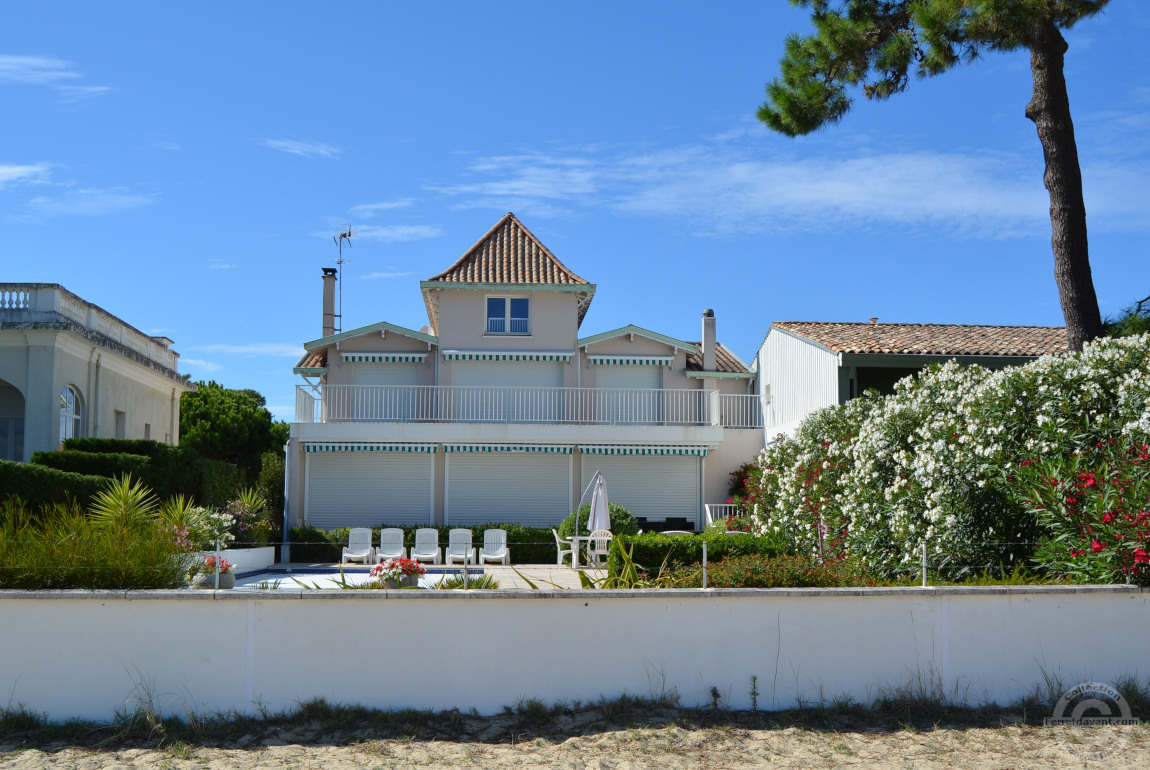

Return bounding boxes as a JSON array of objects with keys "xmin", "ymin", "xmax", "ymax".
[
  {"xmin": 206, "ymin": 260, "xmax": 235, "ymax": 270},
  {"xmin": 0, "ymin": 55, "xmax": 110, "ymax": 101},
  {"xmin": 259, "ymin": 138, "xmax": 341, "ymax": 159},
  {"xmin": 359, "ymin": 271, "xmax": 416, "ymax": 280},
  {"xmin": 179, "ymin": 358, "xmax": 222, "ymax": 373},
  {"xmin": 27, "ymin": 187, "xmax": 154, "ymax": 217},
  {"xmin": 351, "ymin": 199, "xmax": 413, "ymax": 217},
  {"xmin": 430, "ymin": 143, "xmax": 1056, "ymax": 237},
  {"xmin": 188, "ymin": 343, "xmax": 303, "ymax": 357},
  {"xmin": 0, "ymin": 163, "xmax": 48, "ymax": 187},
  {"xmin": 354, "ymin": 224, "xmax": 444, "ymax": 243}
]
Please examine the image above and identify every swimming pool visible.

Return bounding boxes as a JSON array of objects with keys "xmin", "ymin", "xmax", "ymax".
[{"xmin": 232, "ymin": 567, "xmax": 486, "ymax": 590}]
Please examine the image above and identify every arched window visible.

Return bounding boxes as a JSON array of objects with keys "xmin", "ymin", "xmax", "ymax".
[{"xmin": 59, "ymin": 386, "xmax": 83, "ymax": 443}]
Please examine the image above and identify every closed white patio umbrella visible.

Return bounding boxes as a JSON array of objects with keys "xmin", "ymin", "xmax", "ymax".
[{"xmin": 587, "ymin": 472, "xmax": 610, "ymax": 533}]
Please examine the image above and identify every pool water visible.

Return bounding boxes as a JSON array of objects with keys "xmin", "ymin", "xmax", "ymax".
[{"xmin": 233, "ymin": 567, "xmax": 486, "ymax": 591}]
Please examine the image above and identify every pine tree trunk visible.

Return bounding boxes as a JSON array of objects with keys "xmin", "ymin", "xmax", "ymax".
[{"xmin": 1025, "ymin": 21, "xmax": 1103, "ymax": 352}]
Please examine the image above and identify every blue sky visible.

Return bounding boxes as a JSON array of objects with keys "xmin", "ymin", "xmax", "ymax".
[{"xmin": 3, "ymin": 2, "xmax": 1148, "ymax": 422}]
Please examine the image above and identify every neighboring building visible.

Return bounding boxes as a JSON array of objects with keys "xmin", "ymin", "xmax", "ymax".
[
  {"xmin": 287, "ymin": 213, "xmax": 762, "ymax": 531},
  {"xmin": 0, "ymin": 283, "xmax": 194, "ymax": 462},
  {"xmin": 754, "ymin": 320, "xmax": 1069, "ymax": 439}
]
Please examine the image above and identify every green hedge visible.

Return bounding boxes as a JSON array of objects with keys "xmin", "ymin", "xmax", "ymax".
[
  {"xmin": 606, "ymin": 532, "xmax": 787, "ymax": 578},
  {"xmin": 31, "ymin": 450, "xmax": 151, "ymax": 481},
  {"xmin": 667, "ymin": 553, "xmax": 883, "ymax": 588},
  {"xmin": 0, "ymin": 460, "xmax": 108, "ymax": 510},
  {"xmin": 52, "ymin": 438, "xmax": 243, "ymax": 506},
  {"xmin": 288, "ymin": 523, "xmax": 558, "ymax": 564}
]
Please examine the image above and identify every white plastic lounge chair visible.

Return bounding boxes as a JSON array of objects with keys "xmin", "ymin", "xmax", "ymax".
[
  {"xmin": 377, "ymin": 528, "xmax": 406, "ymax": 561},
  {"xmin": 445, "ymin": 528, "xmax": 477, "ymax": 565},
  {"xmin": 587, "ymin": 529, "xmax": 613, "ymax": 568},
  {"xmin": 553, "ymin": 528, "xmax": 574, "ymax": 566},
  {"xmin": 662, "ymin": 530, "xmax": 692, "ymax": 536},
  {"xmin": 410, "ymin": 528, "xmax": 442, "ymax": 564},
  {"xmin": 478, "ymin": 528, "xmax": 510, "ymax": 565},
  {"xmin": 342, "ymin": 527, "xmax": 374, "ymax": 564}
]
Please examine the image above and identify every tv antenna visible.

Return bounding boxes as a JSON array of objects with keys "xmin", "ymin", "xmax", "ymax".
[{"xmin": 332, "ymin": 226, "xmax": 355, "ymax": 333}]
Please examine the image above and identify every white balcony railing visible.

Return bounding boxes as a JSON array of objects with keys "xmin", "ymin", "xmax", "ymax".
[
  {"xmin": 718, "ymin": 394, "xmax": 764, "ymax": 429},
  {"xmin": 294, "ymin": 385, "xmax": 745, "ymax": 427}
]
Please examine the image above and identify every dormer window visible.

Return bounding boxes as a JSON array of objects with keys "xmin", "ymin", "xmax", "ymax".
[{"xmin": 486, "ymin": 297, "xmax": 530, "ymax": 335}]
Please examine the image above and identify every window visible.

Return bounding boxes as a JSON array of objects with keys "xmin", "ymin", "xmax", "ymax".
[
  {"xmin": 485, "ymin": 297, "xmax": 529, "ymax": 335},
  {"xmin": 114, "ymin": 410, "xmax": 126, "ymax": 439},
  {"xmin": 144, "ymin": 423, "xmax": 151, "ymax": 440},
  {"xmin": 59, "ymin": 386, "xmax": 83, "ymax": 443}
]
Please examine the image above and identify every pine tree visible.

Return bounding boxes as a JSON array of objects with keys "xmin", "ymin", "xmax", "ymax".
[{"xmin": 759, "ymin": 0, "xmax": 1109, "ymax": 351}]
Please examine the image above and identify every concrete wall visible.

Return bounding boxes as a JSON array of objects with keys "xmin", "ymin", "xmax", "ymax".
[{"xmin": 1, "ymin": 586, "xmax": 1145, "ymax": 721}]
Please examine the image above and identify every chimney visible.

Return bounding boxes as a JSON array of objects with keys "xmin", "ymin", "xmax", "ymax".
[
  {"xmin": 868, "ymin": 317, "xmax": 879, "ymax": 325},
  {"xmin": 702, "ymin": 309, "xmax": 716, "ymax": 371},
  {"xmin": 322, "ymin": 268, "xmax": 338, "ymax": 337}
]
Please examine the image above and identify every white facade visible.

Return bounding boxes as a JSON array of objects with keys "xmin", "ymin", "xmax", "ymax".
[
  {"xmin": 0, "ymin": 284, "xmax": 194, "ymax": 461},
  {"xmin": 287, "ymin": 214, "xmax": 762, "ymax": 531}
]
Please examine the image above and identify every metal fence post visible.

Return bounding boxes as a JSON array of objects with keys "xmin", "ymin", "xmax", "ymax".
[
  {"xmin": 921, "ymin": 542, "xmax": 927, "ymax": 588},
  {"xmin": 215, "ymin": 538, "xmax": 221, "ymax": 590},
  {"xmin": 702, "ymin": 541, "xmax": 708, "ymax": 589}
]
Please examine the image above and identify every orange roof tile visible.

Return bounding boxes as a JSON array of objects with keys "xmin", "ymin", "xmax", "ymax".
[
  {"xmin": 772, "ymin": 322, "xmax": 1068, "ymax": 357},
  {"xmin": 685, "ymin": 342, "xmax": 751, "ymax": 373},
  {"xmin": 294, "ymin": 351, "xmax": 327, "ymax": 369},
  {"xmin": 426, "ymin": 212, "xmax": 589, "ymax": 285}
]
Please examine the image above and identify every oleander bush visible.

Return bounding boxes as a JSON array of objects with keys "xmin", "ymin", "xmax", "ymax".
[{"xmin": 745, "ymin": 333, "xmax": 1150, "ymax": 580}]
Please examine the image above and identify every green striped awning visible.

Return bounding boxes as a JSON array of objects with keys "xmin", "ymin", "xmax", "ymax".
[
  {"xmin": 587, "ymin": 355, "xmax": 673, "ymax": 366},
  {"xmin": 443, "ymin": 444, "xmax": 573, "ymax": 454},
  {"xmin": 340, "ymin": 353, "xmax": 427, "ymax": 363},
  {"xmin": 578, "ymin": 444, "xmax": 708, "ymax": 457},
  {"xmin": 305, "ymin": 443, "xmax": 437, "ymax": 453},
  {"xmin": 442, "ymin": 351, "xmax": 573, "ymax": 362}
]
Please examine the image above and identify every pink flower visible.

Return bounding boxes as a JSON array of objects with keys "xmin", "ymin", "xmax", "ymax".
[{"xmin": 1091, "ymin": 540, "xmax": 1104, "ymax": 553}]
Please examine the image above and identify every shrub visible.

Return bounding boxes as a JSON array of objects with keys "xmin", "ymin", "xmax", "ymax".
[
  {"xmin": 0, "ymin": 460, "xmax": 107, "ymax": 510},
  {"xmin": 557, "ymin": 503, "xmax": 640, "ymax": 539},
  {"xmin": 31, "ymin": 450, "xmax": 151, "ymax": 481},
  {"xmin": 668, "ymin": 553, "xmax": 883, "ymax": 588},
  {"xmin": 750, "ymin": 334, "xmax": 1150, "ymax": 579},
  {"xmin": 605, "ymin": 532, "xmax": 786, "ymax": 578},
  {"xmin": 1007, "ymin": 436, "xmax": 1150, "ymax": 585},
  {"xmin": 0, "ymin": 489, "xmax": 193, "ymax": 590},
  {"xmin": 257, "ymin": 450, "xmax": 285, "ymax": 522},
  {"xmin": 197, "ymin": 459, "xmax": 245, "ymax": 508}
]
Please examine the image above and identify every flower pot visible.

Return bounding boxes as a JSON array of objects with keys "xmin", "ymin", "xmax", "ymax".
[
  {"xmin": 190, "ymin": 572, "xmax": 236, "ymax": 590},
  {"xmin": 383, "ymin": 574, "xmax": 420, "ymax": 589}
]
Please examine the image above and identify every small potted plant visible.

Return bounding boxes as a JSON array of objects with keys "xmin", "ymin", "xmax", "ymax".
[
  {"xmin": 369, "ymin": 557, "xmax": 426, "ymax": 589},
  {"xmin": 189, "ymin": 556, "xmax": 236, "ymax": 590}
]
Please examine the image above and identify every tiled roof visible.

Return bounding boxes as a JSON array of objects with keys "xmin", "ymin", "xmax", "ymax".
[
  {"xmin": 772, "ymin": 322, "xmax": 1068, "ymax": 356},
  {"xmin": 426, "ymin": 212, "xmax": 590, "ymax": 285},
  {"xmin": 295, "ymin": 351, "xmax": 327, "ymax": 369},
  {"xmin": 685, "ymin": 343, "xmax": 751, "ymax": 373}
]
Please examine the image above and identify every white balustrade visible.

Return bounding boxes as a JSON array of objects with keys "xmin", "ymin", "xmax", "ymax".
[
  {"xmin": 298, "ymin": 385, "xmax": 716, "ymax": 426},
  {"xmin": 718, "ymin": 394, "xmax": 765, "ymax": 429},
  {"xmin": 703, "ymin": 503, "xmax": 752, "ymax": 526}
]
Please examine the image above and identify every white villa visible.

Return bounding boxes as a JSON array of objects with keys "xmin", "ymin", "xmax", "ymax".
[
  {"xmin": 286, "ymin": 213, "xmax": 764, "ymax": 531},
  {"xmin": 0, "ymin": 283, "xmax": 194, "ymax": 462}
]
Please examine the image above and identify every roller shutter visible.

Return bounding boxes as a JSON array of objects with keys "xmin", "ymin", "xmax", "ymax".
[
  {"xmin": 594, "ymin": 365, "xmax": 663, "ymax": 424},
  {"xmin": 580, "ymin": 454, "xmax": 699, "ymax": 525},
  {"xmin": 451, "ymin": 361, "xmax": 565, "ymax": 422},
  {"xmin": 306, "ymin": 452, "xmax": 433, "ymax": 528},
  {"xmin": 447, "ymin": 453, "xmax": 570, "ymax": 526}
]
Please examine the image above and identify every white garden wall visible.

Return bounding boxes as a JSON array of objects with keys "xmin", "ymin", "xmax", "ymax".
[{"xmin": 1, "ymin": 586, "xmax": 1147, "ymax": 721}]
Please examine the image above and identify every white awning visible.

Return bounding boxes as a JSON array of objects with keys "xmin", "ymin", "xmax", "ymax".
[
  {"xmin": 442, "ymin": 350, "xmax": 573, "ymax": 362},
  {"xmin": 443, "ymin": 444, "xmax": 573, "ymax": 454},
  {"xmin": 304, "ymin": 442, "xmax": 438, "ymax": 453},
  {"xmin": 587, "ymin": 355, "xmax": 672, "ymax": 366},
  {"xmin": 341, "ymin": 352, "xmax": 427, "ymax": 363},
  {"xmin": 578, "ymin": 444, "xmax": 708, "ymax": 457}
]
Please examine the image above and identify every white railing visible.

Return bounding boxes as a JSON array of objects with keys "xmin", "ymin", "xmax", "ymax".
[
  {"xmin": 296, "ymin": 385, "xmax": 721, "ymax": 426},
  {"xmin": 718, "ymin": 394, "xmax": 764, "ymax": 429},
  {"xmin": 703, "ymin": 503, "xmax": 755, "ymax": 526}
]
